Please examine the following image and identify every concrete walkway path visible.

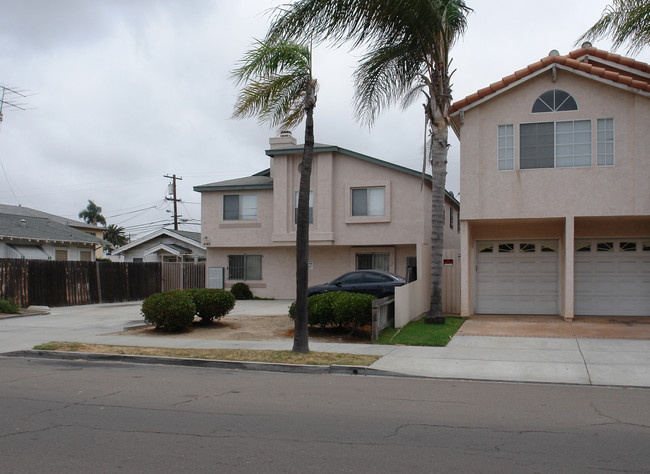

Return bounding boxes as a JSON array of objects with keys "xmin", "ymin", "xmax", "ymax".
[{"xmin": 1, "ymin": 301, "xmax": 649, "ymax": 388}]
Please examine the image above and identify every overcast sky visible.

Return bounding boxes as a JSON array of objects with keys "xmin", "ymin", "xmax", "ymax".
[{"xmin": 1, "ymin": 0, "xmax": 648, "ymax": 239}]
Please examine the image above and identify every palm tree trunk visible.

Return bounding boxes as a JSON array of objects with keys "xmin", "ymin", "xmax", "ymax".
[
  {"xmin": 292, "ymin": 82, "xmax": 316, "ymax": 353},
  {"xmin": 425, "ymin": 112, "xmax": 448, "ymax": 325}
]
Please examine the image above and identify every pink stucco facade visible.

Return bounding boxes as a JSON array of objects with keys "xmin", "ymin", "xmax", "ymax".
[
  {"xmin": 196, "ymin": 134, "xmax": 460, "ymax": 299},
  {"xmin": 451, "ymin": 47, "xmax": 650, "ymax": 318}
]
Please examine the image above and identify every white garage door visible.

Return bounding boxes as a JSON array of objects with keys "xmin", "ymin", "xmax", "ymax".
[
  {"xmin": 476, "ymin": 240, "xmax": 559, "ymax": 315},
  {"xmin": 575, "ymin": 239, "xmax": 650, "ymax": 316}
]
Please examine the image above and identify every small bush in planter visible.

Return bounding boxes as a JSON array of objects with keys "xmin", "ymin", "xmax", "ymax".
[
  {"xmin": 0, "ymin": 297, "xmax": 20, "ymax": 314},
  {"xmin": 192, "ymin": 289, "xmax": 236, "ymax": 323},
  {"xmin": 141, "ymin": 290, "xmax": 195, "ymax": 331},
  {"xmin": 230, "ymin": 282, "xmax": 253, "ymax": 300}
]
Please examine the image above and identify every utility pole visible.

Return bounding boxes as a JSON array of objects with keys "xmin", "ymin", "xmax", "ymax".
[{"xmin": 164, "ymin": 174, "xmax": 182, "ymax": 230}]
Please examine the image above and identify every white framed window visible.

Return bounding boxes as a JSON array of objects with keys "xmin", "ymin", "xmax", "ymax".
[
  {"xmin": 556, "ymin": 120, "xmax": 591, "ymax": 168},
  {"xmin": 450, "ymin": 207, "xmax": 454, "ymax": 229},
  {"xmin": 55, "ymin": 249, "xmax": 68, "ymax": 261},
  {"xmin": 356, "ymin": 252, "xmax": 390, "ymax": 272},
  {"xmin": 497, "ymin": 124, "xmax": 514, "ymax": 170},
  {"xmin": 597, "ymin": 118, "xmax": 615, "ymax": 166},
  {"xmin": 294, "ymin": 191, "xmax": 313, "ymax": 224},
  {"xmin": 352, "ymin": 187, "xmax": 384, "ymax": 216},
  {"xmin": 79, "ymin": 250, "xmax": 92, "ymax": 262},
  {"xmin": 228, "ymin": 254, "xmax": 262, "ymax": 280},
  {"xmin": 520, "ymin": 120, "xmax": 591, "ymax": 169},
  {"xmin": 223, "ymin": 194, "xmax": 257, "ymax": 221},
  {"xmin": 532, "ymin": 89, "xmax": 578, "ymax": 113}
]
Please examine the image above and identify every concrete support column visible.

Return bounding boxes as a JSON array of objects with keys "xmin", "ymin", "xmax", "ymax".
[
  {"xmin": 563, "ymin": 216, "xmax": 575, "ymax": 320},
  {"xmin": 460, "ymin": 220, "xmax": 472, "ymax": 317}
]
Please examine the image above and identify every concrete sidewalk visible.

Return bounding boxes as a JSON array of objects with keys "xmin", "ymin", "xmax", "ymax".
[{"xmin": 1, "ymin": 301, "xmax": 649, "ymax": 388}]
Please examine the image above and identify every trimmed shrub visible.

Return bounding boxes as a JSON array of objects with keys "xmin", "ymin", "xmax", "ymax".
[
  {"xmin": 289, "ymin": 291, "xmax": 374, "ymax": 330},
  {"xmin": 289, "ymin": 292, "xmax": 339, "ymax": 328},
  {"xmin": 192, "ymin": 289, "xmax": 236, "ymax": 323},
  {"xmin": 141, "ymin": 290, "xmax": 196, "ymax": 331},
  {"xmin": 332, "ymin": 292, "xmax": 375, "ymax": 330},
  {"xmin": 230, "ymin": 282, "xmax": 253, "ymax": 300},
  {"xmin": 0, "ymin": 297, "xmax": 20, "ymax": 314}
]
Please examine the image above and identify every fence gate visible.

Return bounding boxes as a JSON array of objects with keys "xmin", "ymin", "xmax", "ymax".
[{"xmin": 162, "ymin": 262, "xmax": 206, "ymax": 291}]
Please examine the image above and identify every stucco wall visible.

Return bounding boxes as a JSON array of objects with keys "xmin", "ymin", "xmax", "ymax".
[
  {"xmin": 206, "ymin": 244, "xmax": 418, "ymax": 299},
  {"xmin": 459, "ymin": 69, "xmax": 650, "ymax": 221}
]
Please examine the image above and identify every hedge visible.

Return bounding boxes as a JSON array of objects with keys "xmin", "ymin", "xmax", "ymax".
[
  {"xmin": 289, "ymin": 291, "xmax": 374, "ymax": 330},
  {"xmin": 190, "ymin": 288, "xmax": 236, "ymax": 323},
  {"xmin": 231, "ymin": 282, "xmax": 254, "ymax": 300},
  {"xmin": 141, "ymin": 290, "xmax": 196, "ymax": 331}
]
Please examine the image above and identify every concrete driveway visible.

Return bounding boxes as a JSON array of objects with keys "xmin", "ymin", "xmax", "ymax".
[{"xmin": 458, "ymin": 314, "xmax": 650, "ymax": 339}]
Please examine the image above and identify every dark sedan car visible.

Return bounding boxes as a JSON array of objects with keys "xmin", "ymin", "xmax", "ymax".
[{"xmin": 307, "ymin": 270, "xmax": 406, "ymax": 297}]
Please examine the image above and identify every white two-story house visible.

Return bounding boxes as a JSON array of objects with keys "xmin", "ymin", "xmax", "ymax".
[
  {"xmin": 450, "ymin": 43, "xmax": 649, "ymax": 318},
  {"xmin": 195, "ymin": 132, "xmax": 460, "ymax": 304}
]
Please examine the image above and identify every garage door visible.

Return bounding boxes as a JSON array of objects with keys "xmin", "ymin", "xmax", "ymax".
[
  {"xmin": 575, "ymin": 239, "xmax": 650, "ymax": 316},
  {"xmin": 476, "ymin": 240, "xmax": 559, "ymax": 315}
]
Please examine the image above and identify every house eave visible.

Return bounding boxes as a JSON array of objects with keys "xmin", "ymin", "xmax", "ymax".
[
  {"xmin": 193, "ymin": 184, "xmax": 274, "ymax": 193},
  {"xmin": 266, "ymin": 144, "xmax": 434, "ymax": 181},
  {"xmin": 450, "ymin": 63, "xmax": 650, "ymax": 123}
]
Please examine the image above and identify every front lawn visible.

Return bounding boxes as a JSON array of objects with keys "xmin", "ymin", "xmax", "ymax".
[{"xmin": 376, "ymin": 316, "xmax": 465, "ymax": 346}]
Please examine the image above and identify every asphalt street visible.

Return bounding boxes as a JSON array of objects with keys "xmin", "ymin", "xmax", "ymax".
[{"xmin": 1, "ymin": 357, "xmax": 649, "ymax": 473}]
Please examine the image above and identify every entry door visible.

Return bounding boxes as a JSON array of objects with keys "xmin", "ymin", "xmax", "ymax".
[
  {"xmin": 476, "ymin": 240, "xmax": 559, "ymax": 315},
  {"xmin": 575, "ymin": 239, "xmax": 650, "ymax": 316}
]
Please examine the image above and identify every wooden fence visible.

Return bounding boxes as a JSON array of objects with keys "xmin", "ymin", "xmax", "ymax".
[
  {"xmin": 371, "ymin": 295, "xmax": 395, "ymax": 342},
  {"xmin": 0, "ymin": 259, "xmax": 165, "ymax": 307},
  {"xmin": 162, "ymin": 262, "xmax": 206, "ymax": 292}
]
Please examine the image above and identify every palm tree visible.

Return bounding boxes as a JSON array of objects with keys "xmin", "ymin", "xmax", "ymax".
[
  {"xmin": 267, "ymin": 0, "xmax": 471, "ymax": 324},
  {"xmin": 104, "ymin": 224, "xmax": 128, "ymax": 247},
  {"xmin": 79, "ymin": 200, "xmax": 106, "ymax": 226},
  {"xmin": 578, "ymin": 0, "xmax": 650, "ymax": 54},
  {"xmin": 231, "ymin": 38, "xmax": 317, "ymax": 353}
]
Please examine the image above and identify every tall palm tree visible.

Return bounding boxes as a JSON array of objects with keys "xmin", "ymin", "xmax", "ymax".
[
  {"xmin": 232, "ymin": 38, "xmax": 317, "ymax": 353},
  {"xmin": 104, "ymin": 224, "xmax": 128, "ymax": 247},
  {"xmin": 267, "ymin": 0, "xmax": 471, "ymax": 324},
  {"xmin": 79, "ymin": 200, "xmax": 106, "ymax": 226},
  {"xmin": 578, "ymin": 0, "xmax": 650, "ymax": 54}
]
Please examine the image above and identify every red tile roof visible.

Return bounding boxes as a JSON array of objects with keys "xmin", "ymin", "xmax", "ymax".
[{"xmin": 449, "ymin": 45, "xmax": 650, "ymax": 115}]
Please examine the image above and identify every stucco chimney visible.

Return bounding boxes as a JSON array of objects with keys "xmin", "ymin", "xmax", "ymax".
[{"xmin": 269, "ymin": 130, "xmax": 297, "ymax": 149}]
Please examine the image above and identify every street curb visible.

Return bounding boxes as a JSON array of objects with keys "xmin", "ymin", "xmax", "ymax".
[
  {"xmin": 1, "ymin": 350, "xmax": 404, "ymax": 378},
  {"xmin": 0, "ymin": 309, "xmax": 50, "ymax": 320}
]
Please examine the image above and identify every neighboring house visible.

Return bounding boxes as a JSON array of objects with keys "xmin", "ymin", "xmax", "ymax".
[
  {"xmin": 0, "ymin": 203, "xmax": 107, "ymax": 259},
  {"xmin": 0, "ymin": 204, "xmax": 106, "ymax": 261},
  {"xmin": 195, "ymin": 132, "xmax": 460, "ymax": 300},
  {"xmin": 111, "ymin": 228, "xmax": 206, "ymax": 263},
  {"xmin": 449, "ymin": 43, "xmax": 650, "ymax": 318}
]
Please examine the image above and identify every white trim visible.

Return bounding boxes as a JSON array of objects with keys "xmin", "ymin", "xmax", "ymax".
[
  {"xmin": 112, "ymin": 229, "xmax": 202, "ymax": 255},
  {"xmin": 143, "ymin": 243, "xmax": 183, "ymax": 257}
]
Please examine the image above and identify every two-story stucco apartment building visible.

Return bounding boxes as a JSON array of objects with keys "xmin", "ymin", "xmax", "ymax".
[
  {"xmin": 450, "ymin": 44, "xmax": 649, "ymax": 318},
  {"xmin": 195, "ymin": 133, "xmax": 460, "ymax": 300}
]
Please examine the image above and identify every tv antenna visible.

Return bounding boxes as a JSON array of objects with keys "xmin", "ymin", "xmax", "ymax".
[{"xmin": 0, "ymin": 85, "xmax": 30, "ymax": 123}]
